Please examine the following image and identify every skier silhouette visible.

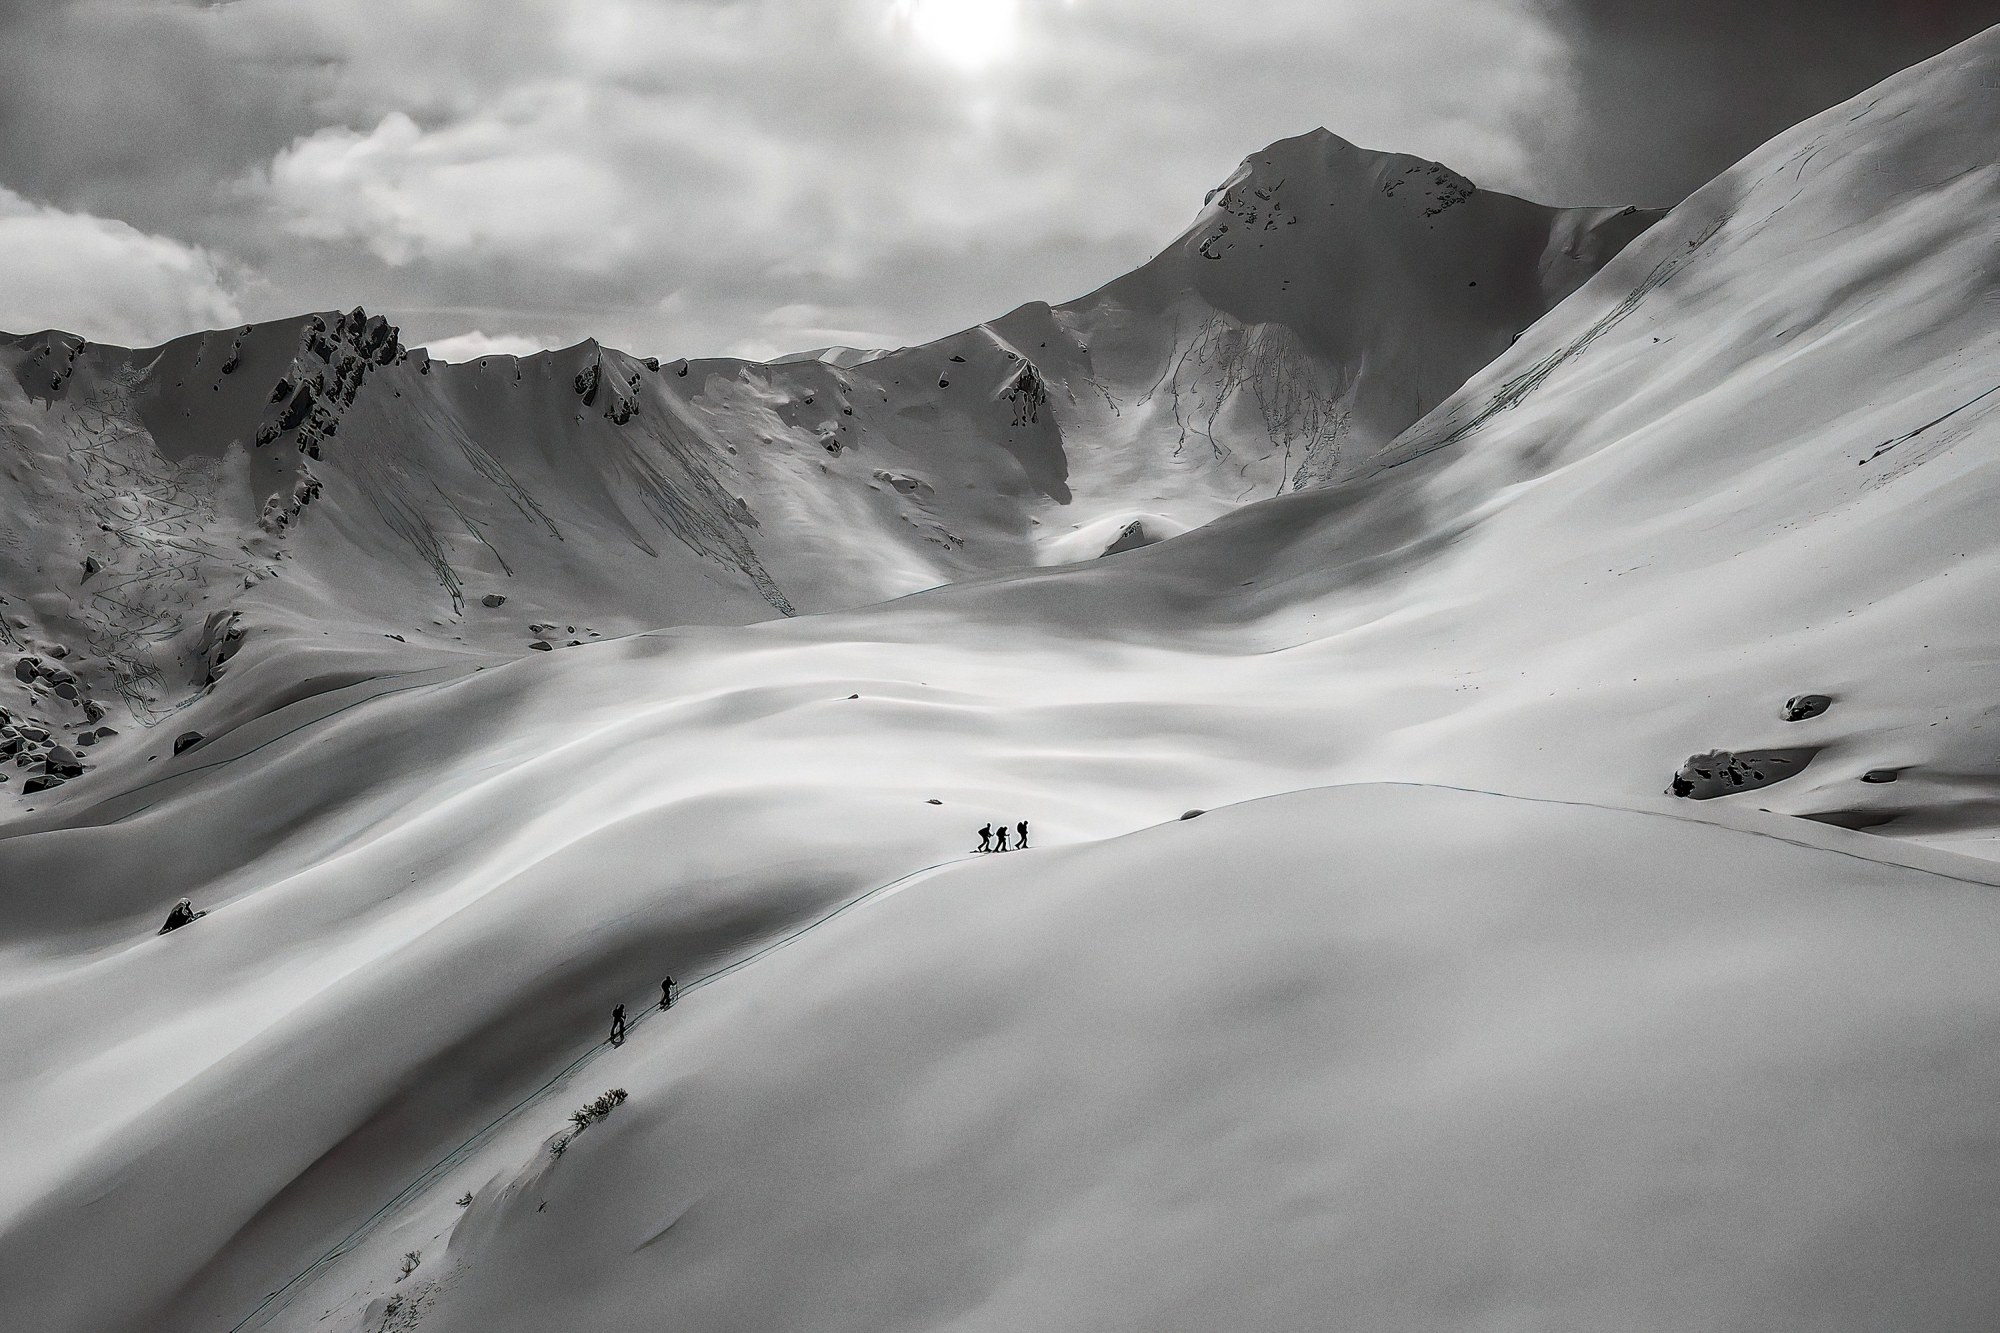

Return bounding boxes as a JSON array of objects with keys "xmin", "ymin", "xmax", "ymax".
[
  {"xmin": 660, "ymin": 977, "xmax": 675, "ymax": 1010},
  {"xmin": 994, "ymin": 824, "xmax": 1010, "ymax": 852},
  {"xmin": 158, "ymin": 898, "xmax": 204, "ymax": 934},
  {"xmin": 1016, "ymin": 820, "xmax": 1029, "ymax": 849},
  {"xmin": 609, "ymin": 1004, "xmax": 627, "ymax": 1046},
  {"xmin": 977, "ymin": 824, "xmax": 993, "ymax": 852}
]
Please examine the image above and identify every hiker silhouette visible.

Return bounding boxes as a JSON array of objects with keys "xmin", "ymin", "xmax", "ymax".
[
  {"xmin": 660, "ymin": 978, "xmax": 675, "ymax": 1010},
  {"xmin": 610, "ymin": 1004, "xmax": 627, "ymax": 1045},
  {"xmin": 158, "ymin": 898, "xmax": 205, "ymax": 934},
  {"xmin": 994, "ymin": 824, "xmax": 1010, "ymax": 852},
  {"xmin": 977, "ymin": 823, "xmax": 993, "ymax": 852},
  {"xmin": 1017, "ymin": 820, "xmax": 1029, "ymax": 849}
]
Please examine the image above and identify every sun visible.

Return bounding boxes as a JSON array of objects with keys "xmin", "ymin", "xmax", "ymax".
[{"xmin": 891, "ymin": 0, "xmax": 1023, "ymax": 71}]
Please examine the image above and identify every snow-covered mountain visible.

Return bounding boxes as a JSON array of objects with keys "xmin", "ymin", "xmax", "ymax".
[
  {"xmin": 8, "ymin": 24, "xmax": 2000, "ymax": 1333},
  {"xmin": 0, "ymin": 133, "xmax": 1653, "ymax": 805}
]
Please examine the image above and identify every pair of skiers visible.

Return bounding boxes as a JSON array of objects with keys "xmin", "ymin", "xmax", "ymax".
[
  {"xmin": 610, "ymin": 977, "xmax": 678, "ymax": 1045},
  {"xmin": 976, "ymin": 821, "xmax": 1029, "ymax": 853}
]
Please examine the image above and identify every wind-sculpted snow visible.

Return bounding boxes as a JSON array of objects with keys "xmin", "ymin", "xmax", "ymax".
[
  {"xmin": 0, "ymin": 128, "xmax": 1655, "ymax": 813},
  {"xmin": 10, "ymin": 25, "xmax": 2000, "ymax": 1333}
]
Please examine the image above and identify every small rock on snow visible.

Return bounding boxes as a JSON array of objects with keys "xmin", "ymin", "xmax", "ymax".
[{"xmin": 1781, "ymin": 694, "xmax": 1832, "ymax": 722}]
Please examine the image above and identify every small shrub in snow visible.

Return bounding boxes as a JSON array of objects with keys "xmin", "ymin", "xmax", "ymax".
[
  {"xmin": 566, "ymin": 1088, "xmax": 628, "ymax": 1136},
  {"xmin": 397, "ymin": 1250, "xmax": 421, "ymax": 1281},
  {"xmin": 550, "ymin": 1135, "xmax": 570, "ymax": 1157},
  {"xmin": 456, "ymin": 1192, "xmax": 473, "ymax": 1207}
]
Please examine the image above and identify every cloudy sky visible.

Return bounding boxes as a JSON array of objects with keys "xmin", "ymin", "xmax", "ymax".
[{"xmin": 0, "ymin": 0, "xmax": 1990, "ymax": 361}]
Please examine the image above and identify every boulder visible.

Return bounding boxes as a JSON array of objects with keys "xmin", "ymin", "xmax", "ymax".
[
  {"xmin": 1670, "ymin": 748, "xmax": 1817, "ymax": 799},
  {"xmin": 482, "ymin": 594, "xmax": 507, "ymax": 608},
  {"xmin": 1861, "ymin": 769, "xmax": 1901, "ymax": 784},
  {"xmin": 1781, "ymin": 694, "xmax": 1832, "ymax": 722},
  {"xmin": 173, "ymin": 731, "xmax": 203, "ymax": 755}
]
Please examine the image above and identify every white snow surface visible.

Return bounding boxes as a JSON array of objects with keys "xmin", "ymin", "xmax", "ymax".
[{"xmin": 6, "ymin": 26, "xmax": 2000, "ymax": 1333}]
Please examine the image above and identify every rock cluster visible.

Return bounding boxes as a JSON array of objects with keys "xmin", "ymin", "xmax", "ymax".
[
  {"xmin": 14, "ymin": 653, "xmax": 105, "ymax": 722},
  {"xmin": 574, "ymin": 354, "xmax": 642, "ymax": 425},
  {"xmin": 2, "ymin": 705, "xmax": 94, "ymax": 793},
  {"xmin": 1669, "ymin": 748, "xmax": 1816, "ymax": 800},
  {"xmin": 253, "ymin": 308, "xmax": 403, "ymax": 461}
]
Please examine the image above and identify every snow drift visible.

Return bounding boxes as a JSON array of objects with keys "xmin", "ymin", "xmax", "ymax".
[{"xmin": 5, "ymin": 24, "xmax": 2000, "ymax": 1333}]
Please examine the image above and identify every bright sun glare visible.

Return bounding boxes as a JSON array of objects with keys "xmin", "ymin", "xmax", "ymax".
[{"xmin": 893, "ymin": 0, "xmax": 1023, "ymax": 70}]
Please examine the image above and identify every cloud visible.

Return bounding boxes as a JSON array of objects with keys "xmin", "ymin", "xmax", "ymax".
[
  {"xmin": 423, "ymin": 329, "xmax": 559, "ymax": 362},
  {"xmin": 262, "ymin": 106, "xmax": 634, "ymax": 269},
  {"xmin": 1531, "ymin": 0, "xmax": 1998, "ymax": 204},
  {"xmin": 37, "ymin": 1, "xmax": 1980, "ymax": 359},
  {"xmin": 0, "ymin": 187, "xmax": 241, "ymax": 345}
]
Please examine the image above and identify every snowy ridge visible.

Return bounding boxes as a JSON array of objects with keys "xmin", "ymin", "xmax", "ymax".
[
  {"xmin": 8, "ymin": 25, "xmax": 2000, "ymax": 1333},
  {"xmin": 0, "ymin": 133, "xmax": 1651, "ymax": 813}
]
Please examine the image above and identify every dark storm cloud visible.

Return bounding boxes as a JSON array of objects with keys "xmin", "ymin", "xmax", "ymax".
[{"xmin": 1534, "ymin": 0, "xmax": 1998, "ymax": 205}]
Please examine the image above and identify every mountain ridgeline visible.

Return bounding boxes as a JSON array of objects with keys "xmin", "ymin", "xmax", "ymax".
[{"xmin": 0, "ymin": 131, "xmax": 1658, "ymax": 798}]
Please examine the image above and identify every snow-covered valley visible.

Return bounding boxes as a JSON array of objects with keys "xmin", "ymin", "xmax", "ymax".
[{"xmin": 5, "ymin": 25, "xmax": 2000, "ymax": 1333}]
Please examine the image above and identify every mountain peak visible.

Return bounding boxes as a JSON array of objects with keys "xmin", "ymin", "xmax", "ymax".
[{"xmin": 1201, "ymin": 128, "xmax": 1477, "ymax": 225}]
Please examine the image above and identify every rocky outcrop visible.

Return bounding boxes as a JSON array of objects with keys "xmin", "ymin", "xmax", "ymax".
[{"xmin": 1669, "ymin": 748, "xmax": 1817, "ymax": 800}]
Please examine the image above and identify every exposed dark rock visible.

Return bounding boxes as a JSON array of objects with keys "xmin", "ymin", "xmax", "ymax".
[
  {"xmin": 81, "ymin": 556, "xmax": 103, "ymax": 581},
  {"xmin": 1781, "ymin": 694, "xmax": 1832, "ymax": 722},
  {"xmin": 1102, "ymin": 520, "xmax": 1156, "ymax": 557},
  {"xmin": 482, "ymin": 594, "xmax": 507, "ymax": 608},
  {"xmin": 1670, "ymin": 748, "xmax": 1817, "ymax": 799},
  {"xmin": 530, "ymin": 641, "xmax": 553, "ymax": 651},
  {"xmin": 23, "ymin": 774, "xmax": 65, "ymax": 793},
  {"xmin": 1181, "ymin": 809, "xmax": 1206, "ymax": 820},
  {"xmin": 174, "ymin": 731, "xmax": 204, "ymax": 755},
  {"xmin": 1861, "ymin": 769, "xmax": 1901, "ymax": 784}
]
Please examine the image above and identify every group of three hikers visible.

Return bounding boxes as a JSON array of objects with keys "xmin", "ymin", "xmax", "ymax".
[{"xmin": 976, "ymin": 820, "xmax": 1029, "ymax": 853}]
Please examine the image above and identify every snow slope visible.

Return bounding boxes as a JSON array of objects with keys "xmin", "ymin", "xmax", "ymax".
[
  {"xmin": 5, "ymin": 24, "xmax": 2000, "ymax": 1333},
  {"xmin": 0, "ymin": 135, "xmax": 1650, "ymax": 816}
]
